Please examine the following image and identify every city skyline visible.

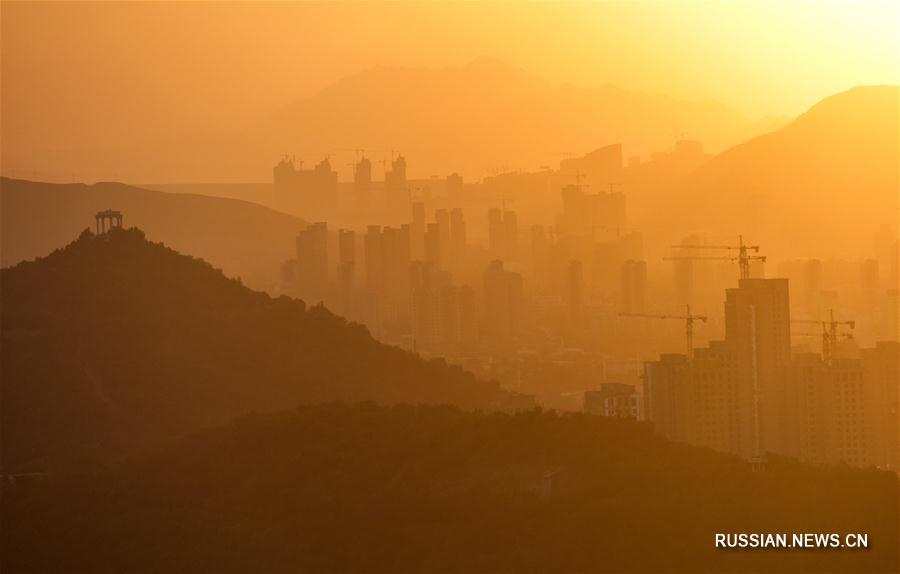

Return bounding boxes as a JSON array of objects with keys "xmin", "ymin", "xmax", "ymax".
[{"xmin": 1, "ymin": 3, "xmax": 897, "ymax": 573}]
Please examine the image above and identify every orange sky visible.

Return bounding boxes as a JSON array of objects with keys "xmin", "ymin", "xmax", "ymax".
[{"xmin": 2, "ymin": 1, "xmax": 898, "ymax": 157}]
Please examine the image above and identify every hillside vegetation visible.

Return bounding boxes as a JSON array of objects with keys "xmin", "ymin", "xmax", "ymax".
[
  {"xmin": 3, "ymin": 403, "xmax": 896, "ymax": 573},
  {"xmin": 1, "ymin": 228, "xmax": 510, "ymax": 471}
]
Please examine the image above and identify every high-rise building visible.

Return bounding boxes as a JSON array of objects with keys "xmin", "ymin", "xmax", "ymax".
[
  {"xmin": 487, "ymin": 208, "xmax": 518, "ymax": 262},
  {"xmin": 790, "ymin": 353, "xmax": 832, "ymax": 465},
  {"xmin": 354, "ymin": 156, "xmax": 372, "ymax": 209},
  {"xmin": 446, "ymin": 172, "xmax": 464, "ymax": 202},
  {"xmin": 410, "ymin": 261, "xmax": 459, "ymax": 355},
  {"xmin": 450, "ymin": 208, "xmax": 467, "ymax": 271},
  {"xmin": 380, "ymin": 225, "xmax": 411, "ymax": 326},
  {"xmin": 483, "ymin": 260, "xmax": 524, "ymax": 355},
  {"xmin": 435, "ymin": 209, "xmax": 451, "ymax": 269},
  {"xmin": 724, "ymin": 278, "xmax": 792, "ymax": 460},
  {"xmin": 558, "ymin": 183, "xmax": 626, "ymax": 239},
  {"xmin": 686, "ymin": 341, "xmax": 740, "ymax": 453},
  {"xmin": 410, "ymin": 261, "xmax": 440, "ymax": 352},
  {"xmin": 672, "ymin": 235, "xmax": 702, "ymax": 306},
  {"xmin": 645, "ymin": 273, "xmax": 897, "ymax": 473},
  {"xmin": 503, "ymin": 210, "xmax": 518, "ymax": 261},
  {"xmin": 338, "ymin": 229, "xmax": 355, "ymax": 264},
  {"xmin": 644, "ymin": 354, "xmax": 690, "ymax": 443},
  {"xmin": 645, "ymin": 278, "xmax": 792, "ymax": 463},
  {"xmin": 385, "ymin": 155, "xmax": 407, "ymax": 213},
  {"xmin": 645, "ymin": 342, "xmax": 741, "ymax": 455},
  {"xmin": 861, "ymin": 342, "xmax": 899, "ymax": 472},
  {"xmin": 273, "ymin": 156, "xmax": 295, "ymax": 187},
  {"xmin": 411, "ymin": 201, "xmax": 425, "ymax": 260},
  {"xmin": 860, "ymin": 259, "xmax": 879, "ymax": 291},
  {"xmin": 363, "ymin": 224, "xmax": 411, "ymax": 331},
  {"xmin": 337, "ymin": 229, "xmax": 356, "ymax": 317},
  {"xmin": 424, "ymin": 223, "xmax": 441, "ymax": 268},
  {"xmin": 621, "ymin": 260, "xmax": 647, "ymax": 314},
  {"xmin": 791, "ymin": 348, "xmax": 896, "ymax": 470},
  {"xmin": 273, "ymin": 156, "xmax": 338, "ymax": 216},
  {"xmin": 364, "ymin": 225, "xmax": 383, "ymax": 294},
  {"xmin": 295, "ymin": 222, "xmax": 329, "ymax": 304}
]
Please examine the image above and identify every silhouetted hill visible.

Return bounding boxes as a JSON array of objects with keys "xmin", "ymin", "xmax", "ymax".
[
  {"xmin": 0, "ymin": 177, "xmax": 303, "ymax": 292},
  {"xmin": 3, "ymin": 403, "xmax": 896, "ymax": 573},
  {"xmin": 651, "ymin": 86, "xmax": 899, "ymax": 259},
  {"xmin": 250, "ymin": 57, "xmax": 756, "ymax": 179},
  {"xmin": 3, "ymin": 58, "xmax": 764, "ymax": 183},
  {"xmin": 0, "ymin": 228, "xmax": 510, "ymax": 471}
]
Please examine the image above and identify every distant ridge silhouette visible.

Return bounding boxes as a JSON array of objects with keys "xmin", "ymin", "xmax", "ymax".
[
  {"xmin": 0, "ymin": 177, "xmax": 303, "ymax": 291},
  {"xmin": 1, "ymin": 58, "xmax": 760, "ymax": 183},
  {"xmin": 652, "ymin": 85, "xmax": 899, "ymax": 259}
]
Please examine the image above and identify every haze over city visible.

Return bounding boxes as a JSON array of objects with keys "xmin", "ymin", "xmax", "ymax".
[
  {"xmin": 3, "ymin": 1, "xmax": 898, "ymax": 181},
  {"xmin": 1, "ymin": 2, "xmax": 898, "ymax": 573}
]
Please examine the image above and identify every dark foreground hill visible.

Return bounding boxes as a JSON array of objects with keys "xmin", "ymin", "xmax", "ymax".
[
  {"xmin": 3, "ymin": 403, "xmax": 897, "ymax": 573},
  {"xmin": 0, "ymin": 177, "xmax": 304, "ymax": 292},
  {"xmin": 0, "ymin": 228, "xmax": 512, "ymax": 471}
]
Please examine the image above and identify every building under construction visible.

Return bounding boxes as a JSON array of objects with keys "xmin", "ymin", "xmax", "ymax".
[
  {"xmin": 644, "ymin": 277, "xmax": 899, "ymax": 473},
  {"xmin": 273, "ymin": 155, "xmax": 338, "ymax": 216}
]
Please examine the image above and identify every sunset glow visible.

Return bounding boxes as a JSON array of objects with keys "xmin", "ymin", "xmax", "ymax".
[{"xmin": 1, "ymin": 3, "xmax": 898, "ymax": 573}]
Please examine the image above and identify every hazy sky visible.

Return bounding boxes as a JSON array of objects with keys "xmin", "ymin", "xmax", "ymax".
[{"xmin": 2, "ymin": 1, "xmax": 898, "ymax": 151}]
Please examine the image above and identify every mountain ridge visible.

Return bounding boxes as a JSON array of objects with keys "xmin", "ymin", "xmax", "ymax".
[
  {"xmin": 0, "ymin": 177, "xmax": 302, "ymax": 291},
  {"xmin": 1, "ymin": 58, "xmax": 768, "ymax": 183},
  {"xmin": 1, "ymin": 227, "xmax": 515, "ymax": 472},
  {"xmin": 644, "ymin": 85, "xmax": 899, "ymax": 259}
]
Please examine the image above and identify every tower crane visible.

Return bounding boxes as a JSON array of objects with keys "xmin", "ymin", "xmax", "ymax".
[
  {"xmin": 792, "ymin": 309, "xmax": 854, "ymax": 365},
  {"xmin": 619, "ymin": 304, "xmax": 708, "ymax": 359},
  {"xmin": 663, "ymin": 235, "xmax": 766, "ymax": 280}
]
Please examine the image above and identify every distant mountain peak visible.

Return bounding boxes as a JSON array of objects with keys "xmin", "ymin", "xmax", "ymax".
[{"xmin": 656, "ymin": 84, "xmax": 899, "ymax": 260}]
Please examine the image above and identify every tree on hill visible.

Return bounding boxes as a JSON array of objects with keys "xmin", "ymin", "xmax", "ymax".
[{"xmin": 1, "ymin": 228, "xmax": 515, "ymax": 472}]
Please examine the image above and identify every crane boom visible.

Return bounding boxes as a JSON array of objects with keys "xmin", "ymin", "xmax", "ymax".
[
  {"xmin": 664, "ymin": 256, "xmax": 737, "ymax": 261},
  {"xmin": 676, "ymin": 244, "xmax": 760, "ymax": 251},
  {"xmin": 665, "ymin": 235, "xmax": 765, "ymax": 280},
  {"xmin": 791, "ymin": 309, "xmax": 854, "ymax": 365},
  {"xmin": 620, "ymin": 304, "xmax": 707, "ymax": 359}
]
